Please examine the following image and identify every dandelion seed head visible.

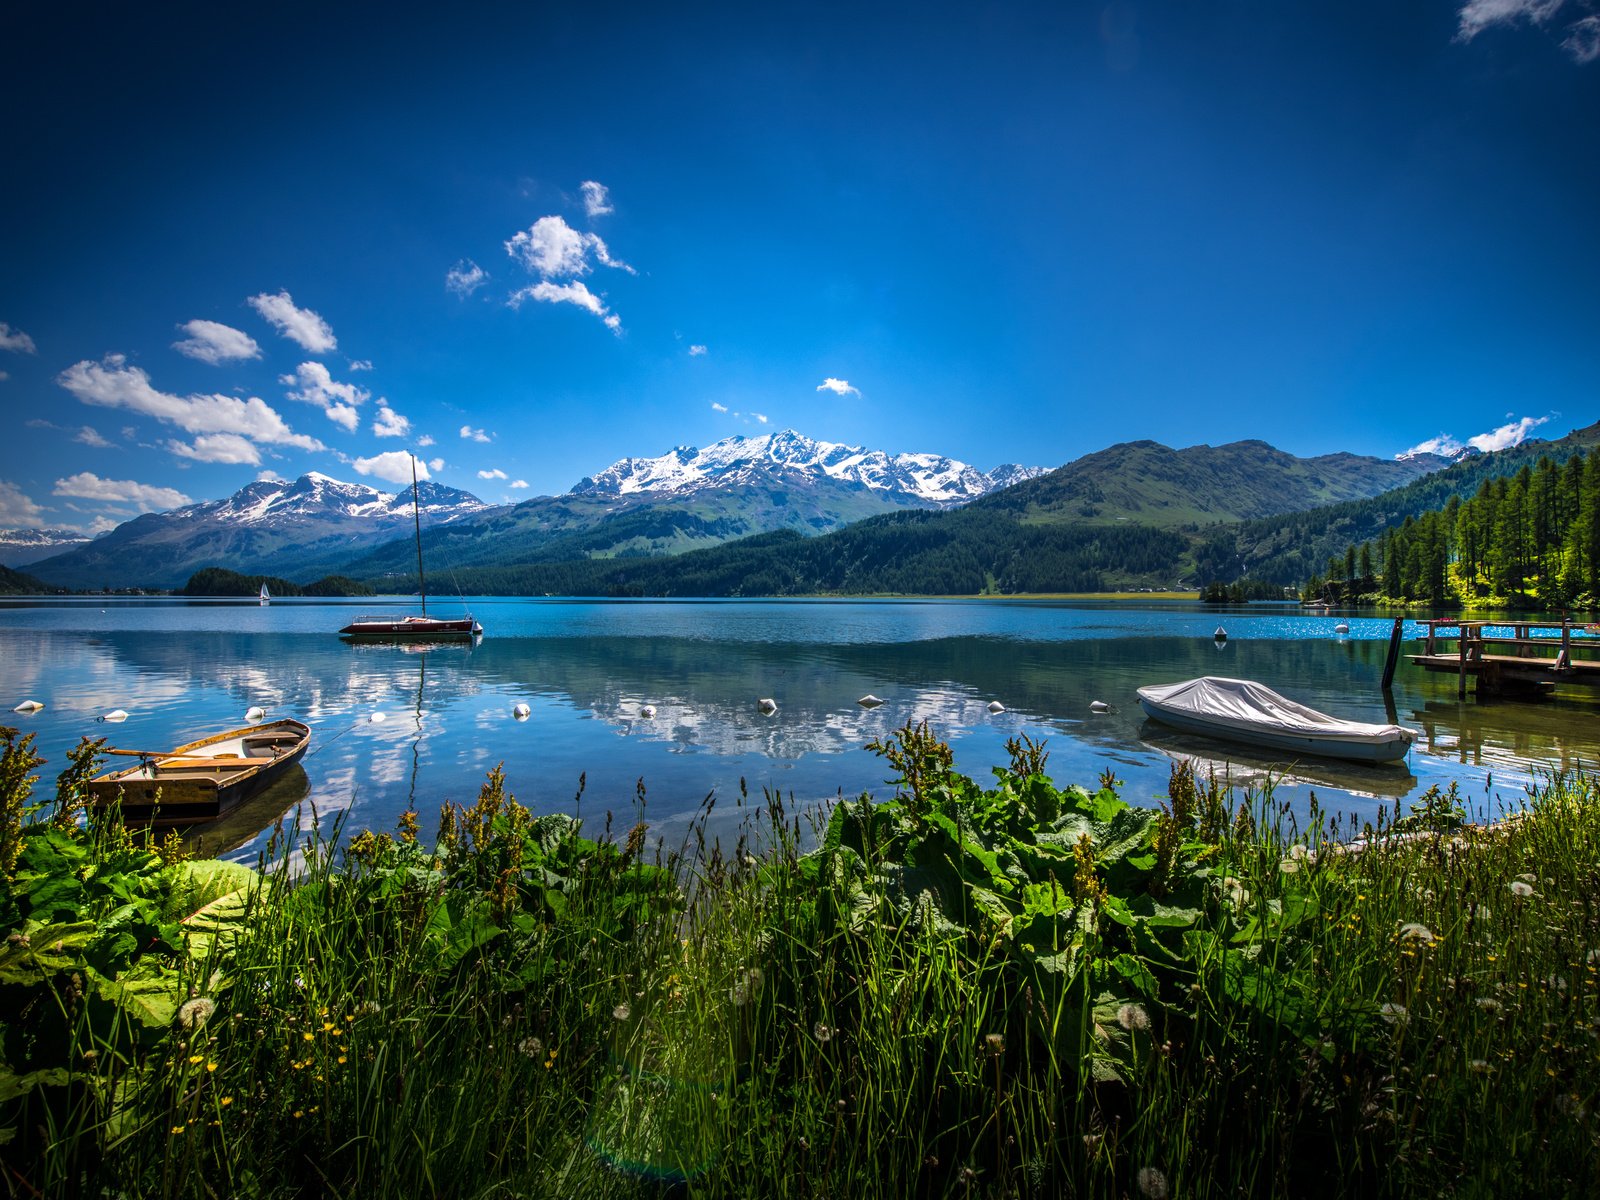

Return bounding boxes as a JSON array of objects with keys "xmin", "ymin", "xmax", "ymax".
[
  {"xmin": 1398, "ymin": 923, "xmax": 1435, "ymax": 944},
  {"xmin": 1117, "ymin": 1003, "xmax": 1151, "ymax": 1032},
  {"xmin": 813, "ymin": 1022, "xmax": 833, "ymax": 1044},
  {"xmin": 1137, "ymin": 1166, "xmax": 1170, "ymax": 1199},
  {"xmin": 1510, "ymin": 881, "xmax": 1535, "ymax": 898},
  {"xmin": 613, "ymin": 1002, "xmax": 631, "ymax": 1022},
  {"xmin": 177, "ymin": 997, "xmax": 216, "ymax": 1030},
  {"xmin": 1379, "ymin": 1002, "xmax": 1409, "ymax": 1026}
]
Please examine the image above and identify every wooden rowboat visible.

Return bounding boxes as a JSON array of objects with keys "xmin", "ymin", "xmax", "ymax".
[{"xmin": 87, "ymin": 718, "xmax": 311, "ymax": 827}]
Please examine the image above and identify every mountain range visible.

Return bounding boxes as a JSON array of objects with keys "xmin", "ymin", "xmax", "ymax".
[
  {"xmin": 15, "ymin": 428, "xmax": 1469, "ymax": 592},
  {"xmin": 0, "ymin": 527, "xmax": 94, "ymax": 568}
]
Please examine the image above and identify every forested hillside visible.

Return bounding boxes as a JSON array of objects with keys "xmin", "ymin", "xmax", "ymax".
[
  {"xmin": 1194, "ymin": 422, "xmax": 1600, "ymax": 587},
  {"xmin": 441, "ymin": 509, "xmax": 1188, "ymax": 596},
  {"xmin": 1307, "ymin": 451, "xmax": 1600, "ymax": 609}
]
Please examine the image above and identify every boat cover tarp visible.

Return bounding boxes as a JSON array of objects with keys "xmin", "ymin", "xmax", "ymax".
[{"xmin": 1137, "ymin": 677, "xmax": 1412, "ymax": 747}]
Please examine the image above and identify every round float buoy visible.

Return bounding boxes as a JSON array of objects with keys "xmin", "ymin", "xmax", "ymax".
[
  {"xmin": 12, "ymin": 700, "xmax": 44, "ymax": 714},
  {"xmin": 369, "ymin": 712, "xmax": 386, "ymax": 724},
  {"xmin": 512, "ymin": 702, "xmax": 531, "ymax": 720},
  {"xmin": 857, "ymin": 694, "xmax": 884, "ymax": 708},
  {"xmin": 640, "ymin": 704, "xmax": 657, "ymax": 719},
  {"xmin": 1213, "ymin": 627, "xmax": 1228, "ymax": 641},
  {"xmin": 101, "ymin": 709, "xmax": 129, "ymax": 723},
  {"xmin": 987, "ymin": 701, "xmax": 1006, "ymax": 714},
  {"xmin": 245, "ymin": 705, "xmax": 267, "ymax": 723},
  {"xmin": 757, "ymin": 698, "xmax": 778, "ymax": 715},
  {"xmin": 1334, "ymin": 623, "xmax": 1350, "ymax": 635},
  {"xmin": 1089, "ymin": 700, "xmax": 1113, "ymax": 714}
]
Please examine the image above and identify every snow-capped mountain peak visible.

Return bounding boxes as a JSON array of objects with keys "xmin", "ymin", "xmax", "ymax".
[{"xmin": 570, "ymin": 430, "xmax": 1045, "ymax": 507}]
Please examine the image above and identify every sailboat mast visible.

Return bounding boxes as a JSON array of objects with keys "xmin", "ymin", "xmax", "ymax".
[{"xmin": 412, "ymin": 453, "xmax": 427, "ymax": 616}]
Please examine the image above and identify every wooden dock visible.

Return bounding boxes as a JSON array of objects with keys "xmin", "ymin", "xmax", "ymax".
[{"xmin": 1407, "ymin": 618, "xmax": 1600, "ymax": 698}]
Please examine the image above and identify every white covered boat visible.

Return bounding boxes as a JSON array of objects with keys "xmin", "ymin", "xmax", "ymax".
[{"xmin": 1136, "ymin": 676, "xmax": 1416, "ymax": 764}]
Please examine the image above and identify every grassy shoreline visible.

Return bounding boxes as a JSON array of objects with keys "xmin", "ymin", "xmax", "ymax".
[{"xmin": 2, "ymin": 726, "xmax": 1597, "ymax": 1198}]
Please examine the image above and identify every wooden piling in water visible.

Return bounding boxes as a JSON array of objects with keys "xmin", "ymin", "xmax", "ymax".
[{"xmin": 1381, "ymin": 616, "xmax": 1404, "ymax": 691}]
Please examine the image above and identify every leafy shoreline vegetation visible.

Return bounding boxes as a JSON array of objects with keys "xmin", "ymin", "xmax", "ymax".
[
  {"xmin": 177, "ymin": 568, "xmax": 373, "ymax": 599},
  {"xmin": 4, "ymin": 726, "xmax": 1597, "ymax": 1198}
]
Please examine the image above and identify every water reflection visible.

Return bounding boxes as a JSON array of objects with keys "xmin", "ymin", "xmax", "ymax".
[{"xmin": 3, "ymin": 602, "xmax": 1598, "ymax": 862}]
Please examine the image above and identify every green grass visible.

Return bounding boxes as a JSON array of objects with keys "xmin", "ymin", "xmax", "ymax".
[{"xmin": 2, "ymin": 726, "xmax": 1597, "ymax": 1198}]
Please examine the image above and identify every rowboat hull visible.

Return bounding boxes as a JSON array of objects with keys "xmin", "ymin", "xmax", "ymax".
[
  {"xmin": 1136, "ymin": 678, "xmax": 1415, "ymax": 765},
  {"xmin": 87, "ymin": 718, "xmax": 312, "ymax": 827}
]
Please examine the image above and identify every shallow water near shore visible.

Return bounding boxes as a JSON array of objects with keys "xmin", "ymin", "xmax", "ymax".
[{"xmin": 4, "ymin": 596, "xmax": 1598, "ymax": 861}]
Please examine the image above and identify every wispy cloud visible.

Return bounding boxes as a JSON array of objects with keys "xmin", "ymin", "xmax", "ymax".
[
  {"xmin": 173, "ymin": 319, "xmax": 261, "ymax": 365},
  {"xmin": 0, "ymin": 322, "xmax": 38, "ymax": 354},
  {"xmin": 0, "ymin": 371, "xmax": 8, "ymax": 382},
  {"xmin": 353, "ymin": 451, "xmax": 430, "ymax": 485},
  {"xmin": 1455, "ymin": 0, "xmax": 1599, "ymax": 61},
  {"xmin": 1399, "ymin": 414, "xmax": 1551, "ymax": 458},
  {"xmin": 446, "ymin": 259, "xmax": 489, "ymax": 297},
  {"xmin": 53, "ymin": 472, "xmax": 190, "ymax": 510},
  {"xmin": 817, "ymin": 377, "xmax": 861, "ymax": 397},
  {"xmin": 417, "ymin": 434, "xmax": 435, "ymax": 447},
  {"xmin": 508, "ymin": 280, "xmax": 622, "ymax": 333},
  {"xmin": 281, "ymin": 362, "xmax": 369, "ymax": 432},
  {"xmin": 581, "ymin": 180, "xmax": 614, "ymax": 218},
  {"xmin": 0, "ymin": 480, "xmax": 45, "ymax": 525},
  {"xmin": 511, "ymin": 479, "xmax": 529, "ymax": 489},
  {"xmin": 752, "ymin": 412, "xmax": 769, "ymax": 424},
  {"xmin": 58, "ymin": 356, "xmax": 326, "ymax": 455},
  {"xmin": 711, "ymin": 402, "xmax": 728, "ymax": 413},
  {"xmin": 689, "ymin": 344, "xmax": 707, "ymax": 357},
  {"xmin": 372, "ymin": 403, "xmax": 411, "ymax": 438},
  {"xmin": 249, "ymin": 290, "xmax": 337, "ymax": 353},
  {"xmin": 428, "ymin": 457, "xmax": 445, "ymax": 472},
  {"xmin": 349, "ymin": 358, "xmax": 373, "ymax": 372},
  {"xmin": 167, "ymin": 433, "xmax": 264, "ymax": 465},
  {"xmin": 256, "ymin": 470, "xmax": 288, "ymax": 483},
  {"xmin": 75, "ymin": 426, "xmax": 112, "ymax": 448},
  {"xmin": 460, "ymin": 425, "xmax": 492, "ymax": 443},
  {"xmin": 477, "ymin": 467, "xmax": 508, "ymax": 480}
]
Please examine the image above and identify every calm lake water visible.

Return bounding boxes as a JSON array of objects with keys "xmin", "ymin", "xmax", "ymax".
[{"xmin": 4, "ymin": 596, "xmax": 1599, "ymax": 861}]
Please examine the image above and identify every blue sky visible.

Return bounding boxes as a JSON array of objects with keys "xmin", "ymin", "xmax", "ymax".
[{"xmin": 2, "ymin": 0, "xmax": 1597, "ymax": 531}]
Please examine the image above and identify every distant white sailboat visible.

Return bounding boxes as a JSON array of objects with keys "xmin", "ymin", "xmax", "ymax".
[{"xmin": 259, "ymin": 582, "xmax": 271, "ymax": 606}]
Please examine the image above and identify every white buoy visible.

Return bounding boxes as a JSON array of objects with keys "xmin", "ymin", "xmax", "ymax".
[
  {"xmin": 857, "ymin": 694, "xmax": 884, "ymax": 708},
  {"xmin": 12, "ymin": 700, "xmax": 44, "ymax": 714},
  {"xmin": 245, "ymin": 705, "xmax": 267, "ymax": 723},
  {"xmin": 1089, "ymin": 700, "xmax": 1113, "ymax": 714},
  {"xmin": 102, "ymin": 709, "xmax": 129, "ymax": 723},
  {"xmin": 1334, "ymin": 622, "xmax": 1350, "ymax": 635},
  {"xmin": 512, "ymin": 702, "xmax": 531, "ymax": 720},
  {"xmin": 640, "ymin": 704, "xmax": 657, "ymax": 719},
  {"xmin": 987, "ymin": 701, "xmax": 1006, "ymax": 714},
  {"xmin": 757, "ymin": 698, "xmax": 778, "ymax": 715},
  {"xmin": 1213, "ymin": 627, "xmax": 1228, "ymax": 642},
  {"xmin": 369, "ymin": 712, "xmax": 386, "ymax": 724}
]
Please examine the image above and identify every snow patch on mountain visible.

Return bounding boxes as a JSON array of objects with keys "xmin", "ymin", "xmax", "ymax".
[{"xmin": 570, "ymin": 430, "xmax": 1046, "ymax": 507}]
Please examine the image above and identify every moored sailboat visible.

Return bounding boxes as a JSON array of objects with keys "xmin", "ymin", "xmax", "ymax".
[{"xmin": 339, "ymin": 454, "xmax": 481, "ymax": 640}]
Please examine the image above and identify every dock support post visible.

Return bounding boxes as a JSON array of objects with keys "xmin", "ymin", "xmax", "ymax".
[
  {"xmin": 1458, "ymin": 625, "xmax": 1468, "ymax": 698},
  {"xmin": 1381, "ymin": 616, "xmax": 1404, "ymax": 690}
]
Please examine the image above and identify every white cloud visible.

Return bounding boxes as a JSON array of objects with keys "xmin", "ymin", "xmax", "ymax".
[
  {"xmin": 248, "ymin": 290, "xmax": 337, "ymax": 353},
  {"xmin": 511, "ymin": 479, "xmax": 529, "ymax": 489},
  {"xmin": 58, "ymin": 356, "xmax": 326, "ymax": 452},
  {"xmin": 1456, "ymin": 1, "xmax": 1600, "ymax": 62},
  {"xmin": 1565, "ymin": 15, "xmax": 1600, "ymax": 61},
  {"xmin": 349, "ymin": 359, "xmax": 373, "ymax": 372},
  {"xmin": 478, "ymin": 468, "xmax": 508, "ymax": 480},
  {"xmin": 428, "ymin": 457, "xmax": 445, "ymax": 472},
  {"xmin": 0, "ymin": 323, "xmax": 37, "ymax": 354},
  {"xmin": 817, "ymin": 377, "xmax": 861, "ymax": 397},
  {"xmin": 83, "ymin": 515, "xmax": 121, "ymax": 535},
  {"xmin": 281, "ymin": 361, "xmax": 369, "ymax": 429},
  {"xmin": 75, "ymin": 426, "xmax": 112, "ymax": 448},
  {"xmin": 0, "ymin": 480, "xmax": 45, "ymax": 525},
  {"xmin": 0, "ymin": 371, "xmax": 8, "ymax": 382},
  {"xmin": 711, "ymin": 402, "xmax": 728, "ymax": 413},
  {"xmin": 1399, "ymin": 414, "xmax": 1551, "ymax": 459},
  {"xmin": 372, "ymin": 403, "xmax": 411, "ymax": 438},
  {"xmin": 508, "ymin": 280, "xmax": 623, "ymax": 333},
  {"xmin": 581, "ymin": 180, "xmax": 614, "ymax": 218},
  {"xmin": 353, "ymin": 451, "xmax": 430, "ymax": 485},
  {"xmin": 1470, "ymin": 414, "xmax": 1550, "ymax": 451},
  {"xmin": 753, "ymin": 412, "xmax": 769, "ymax": 424},
  {"xmin": 505, "ymin": 215, "xmax": 634, "ymax": 278},
  {"xmin": 447, "ymin": 259, "xmax": 489, "ymax": 297},
  {"xmin": 167, "ymin": 433, "xmax": 262, "ymax": 465},
  {"xmin": 417, "ymin": 434, "xmax": 435, "ymax": 447},
  {"xmin": 53, "ymin": 472, "xmax": 190, "ymax": 509},
  {"xmin": 689, "ymin": 344, "xmax": 707, "ymax": 357},
  {"xmin": 173, "ymin": 319, "xmax": 261, "ymax": 365},
  {"xmin": 460, "ymin": 424, "xmax": 492, "ymax": 443},
  {"xmin": 257, "ymin": 470, "xmax": 288, "ymax": 483}
]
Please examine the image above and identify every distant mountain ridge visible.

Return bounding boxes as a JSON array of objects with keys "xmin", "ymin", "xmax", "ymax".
[
  {"xmin": 573, "ymin": 430, "xmax": 1046, "ymax": 506},
  {"xmin": 26, "ymin": 473, "xmax": 492, "ymax": 590},
  {"xmin": 0, "ymin": 527, "xmax": 95, "ymax": 567}
]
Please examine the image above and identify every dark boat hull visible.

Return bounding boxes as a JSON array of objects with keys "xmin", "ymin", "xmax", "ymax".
[
  {"xmin": 339, "ymin": 615, "xmax": 482, "ymax": 639},
  {"xmin": 88, "ymin": 719, "xmax": 312, "ymax": 828}
]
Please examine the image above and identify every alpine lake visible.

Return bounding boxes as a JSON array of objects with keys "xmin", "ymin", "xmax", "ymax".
[{"xmin": 4, "ymin": 596, "xmax": 1599, "ymax": 862}]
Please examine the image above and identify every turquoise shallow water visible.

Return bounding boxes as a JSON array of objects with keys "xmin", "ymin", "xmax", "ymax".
[{"xmin": 4, "ymin": 597, "xmax": 1598, "ymax": 860}]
